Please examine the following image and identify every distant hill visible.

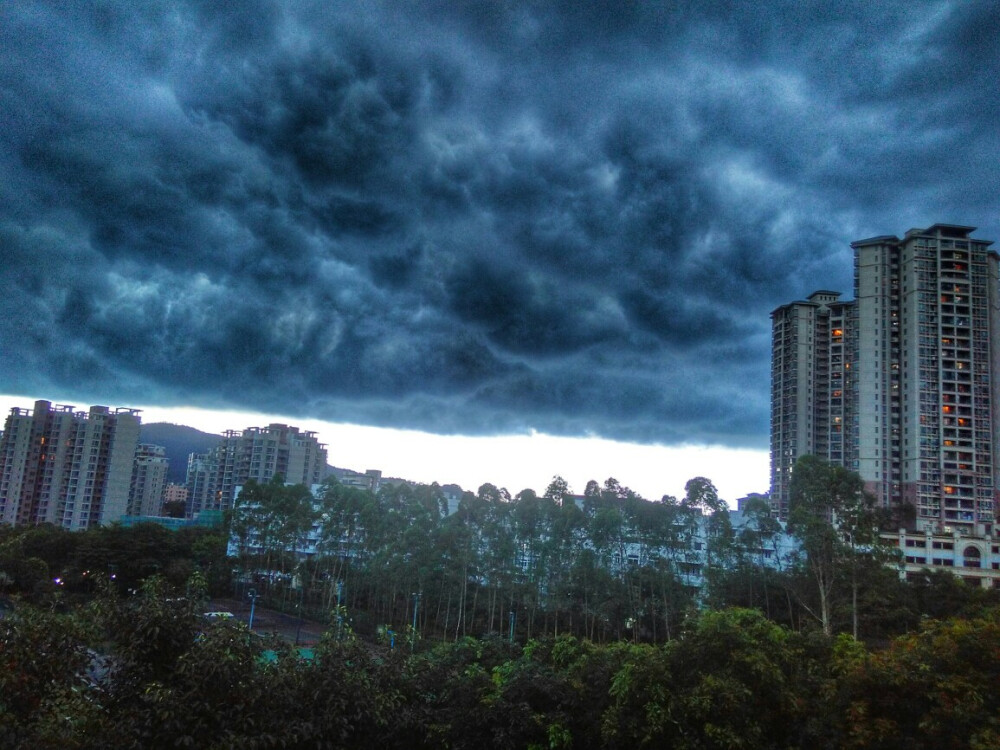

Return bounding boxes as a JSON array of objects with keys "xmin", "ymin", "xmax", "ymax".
[{"xmin": 139, "ymin": 423, "xmax": 220, "ymax": 484}]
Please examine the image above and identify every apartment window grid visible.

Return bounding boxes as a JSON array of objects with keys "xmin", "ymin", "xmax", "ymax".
[{"xmin": 773, "ymin": 226, "xmax": 999, "ymax": 530}]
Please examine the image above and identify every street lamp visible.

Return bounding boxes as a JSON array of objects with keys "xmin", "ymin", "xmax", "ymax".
[{"xmin": 247, "ymin": 588, "xmax": 260, "ymax": 631}]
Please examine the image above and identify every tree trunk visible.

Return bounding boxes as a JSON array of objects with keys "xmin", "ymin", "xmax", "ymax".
[
  {"xmin": 852, "ymin": 562, "xmax": 859, "ymax": 639},
  {"xmin": 455, "ymin": 564, "xmax": 467, "ymax": 641},
  {"xmin": 470, "ymin": 583, "xmax": 480, "ymax": 637},
  {"xmin": 442, "ymin": 586, "xmax": 452, "ymax": 641},
  {"xmin": 487, "ymin": 586, "xmax": 496, "ymax": 634}
]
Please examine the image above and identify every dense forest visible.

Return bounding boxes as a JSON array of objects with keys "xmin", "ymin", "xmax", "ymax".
[
  {"xmin": 3, "ymin": 583, "xmax": 1000, "ymax": 748},
  {"xmin": 3, "ymin": 459, "xmax": 1000, "ymax": 747},
  {"xmin": 226, "ymin": 463, "xmax": 1000, "ymax": 644}
]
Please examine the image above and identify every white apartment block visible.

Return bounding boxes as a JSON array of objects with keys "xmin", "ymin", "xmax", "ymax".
[{"xmin": 888, "ymin": 527, "xmax": 1000, "ymax": 590}]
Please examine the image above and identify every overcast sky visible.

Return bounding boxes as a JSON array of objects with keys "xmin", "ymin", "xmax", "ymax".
[{"xmin": 3, "ymin": 1, "xmax": 1000, "ymax": 500}]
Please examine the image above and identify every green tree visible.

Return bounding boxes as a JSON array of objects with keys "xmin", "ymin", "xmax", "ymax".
[
  {"xmin": 830, "ymin": 612, "xmax": 1000, "ymax": 749},
  {"xmin": 162, "ymin": 499, "xmax": 186, "ymax": 518},
  {"xmin": 787, "ymin": 455, "xmax": 883, "ymax": 637},
  {"xmin": 0, "ymin": 603, "xmax": 99, "ymax": 747},
  {"xmin": 314, "ymin": 477, "xmax": 374, "ymax": 611},
  {"xmin": 476, "ymin": 483, "xmax": 518, "ymax": 637},
  {"xmin": 603, "ymin": 609, "xmax": 811, "ymax": 749}
]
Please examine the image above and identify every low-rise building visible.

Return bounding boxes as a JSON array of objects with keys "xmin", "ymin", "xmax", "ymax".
[{"xmin": 886, "ymin": 527, "xmax": 1000, "ymax": 589}]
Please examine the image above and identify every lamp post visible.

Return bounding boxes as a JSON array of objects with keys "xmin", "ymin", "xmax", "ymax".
[
  {"xmin": 247, "ymin": 588, "xmax": 260, "ymax": 631},
  {"xmin": 411, "ymin": 592, "xmax": 421, "ymax": 653}
]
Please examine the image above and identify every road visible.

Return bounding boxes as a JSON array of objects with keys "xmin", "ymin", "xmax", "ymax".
[{"xmin": 207, "ymin": 597, "xmax": 328, "ymax": 645}]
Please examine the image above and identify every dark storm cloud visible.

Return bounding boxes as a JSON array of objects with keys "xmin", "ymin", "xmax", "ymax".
[{"xmin": 2, "ymin": 0, "xmax": 999, "ymax": 447}]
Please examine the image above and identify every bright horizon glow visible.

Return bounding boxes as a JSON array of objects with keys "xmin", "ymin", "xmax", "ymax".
[{"xmin": 0, "ymin": 394, "xmax": 769, "ymax": 506}]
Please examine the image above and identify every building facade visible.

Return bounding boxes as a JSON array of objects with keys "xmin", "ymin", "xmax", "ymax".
[
  {"xmin": 162, "ymin": 482, "xmax": 189, "ymax": 510},
  {"xmin": 129, "ymin": 444, "xmax": 169, "ymax": 517},
  {"xmin": 186, "ymin": 423, "xmax": 328, "ymax": 516},
  {"xmin": 887, "ymin": 527, "xmax": 1000, "ymax": 589},
  {"xmin": 770, "ymin": 291, "xmax": 854, "ymax": 518},
  {"xmin": 0, "ymin": 400, "xmax": 142, "ymax": 529},
  {"xmin": 329, "ymin": 467, "xmax": 383, "ymax": 494},
  {"xmin": 771, "ymin": 224, "xmax": 1000, "ymax": 534}
]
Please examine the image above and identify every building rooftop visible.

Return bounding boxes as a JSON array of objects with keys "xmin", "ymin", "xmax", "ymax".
[{"xmin": 853, "ymin": 224, "xmax": 992, "ymax": 248}]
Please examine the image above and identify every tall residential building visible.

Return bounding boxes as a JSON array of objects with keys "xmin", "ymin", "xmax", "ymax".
[
  {"xmin": 771, "ymin": 224, "xmax": 1000, "ymax": 534},
  {"xmin": 0, "ymin": 400, "xmax": 142, "ymax": 529},
  {"xmin": 770, "ymin": 291, "xmax": 854, "ymax": 518},
  {"xmin": 185, "ymin": 452, "xmax": 215, "ymax": 518},
  {"xmin": 129, "ymin": 444, "xmax": 169, "ymax": 517},
  {"xmin": 186, "ymin": 423, "xmax": 328, "ymax": 515}
]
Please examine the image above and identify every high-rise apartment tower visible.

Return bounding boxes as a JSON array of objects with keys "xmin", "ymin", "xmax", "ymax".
[
  {"xmin": 0, "ymin": 400, "xmax": 141, "ymax": 529},
  {"xmin": 771, "ymin": 224, "xmax": 1000, "ymax": 534},
  {"xmin": 186, "ymin": 423, "xmax": 327, "ymax": 516},
  {"xmin": 129, "ymin": 444, "xmax": 169, "ymax": 517}
]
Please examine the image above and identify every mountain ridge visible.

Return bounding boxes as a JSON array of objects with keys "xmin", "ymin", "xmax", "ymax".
[{"xmin": 139, "ymin": 423, "xmax": 219, "ymax": 484}]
